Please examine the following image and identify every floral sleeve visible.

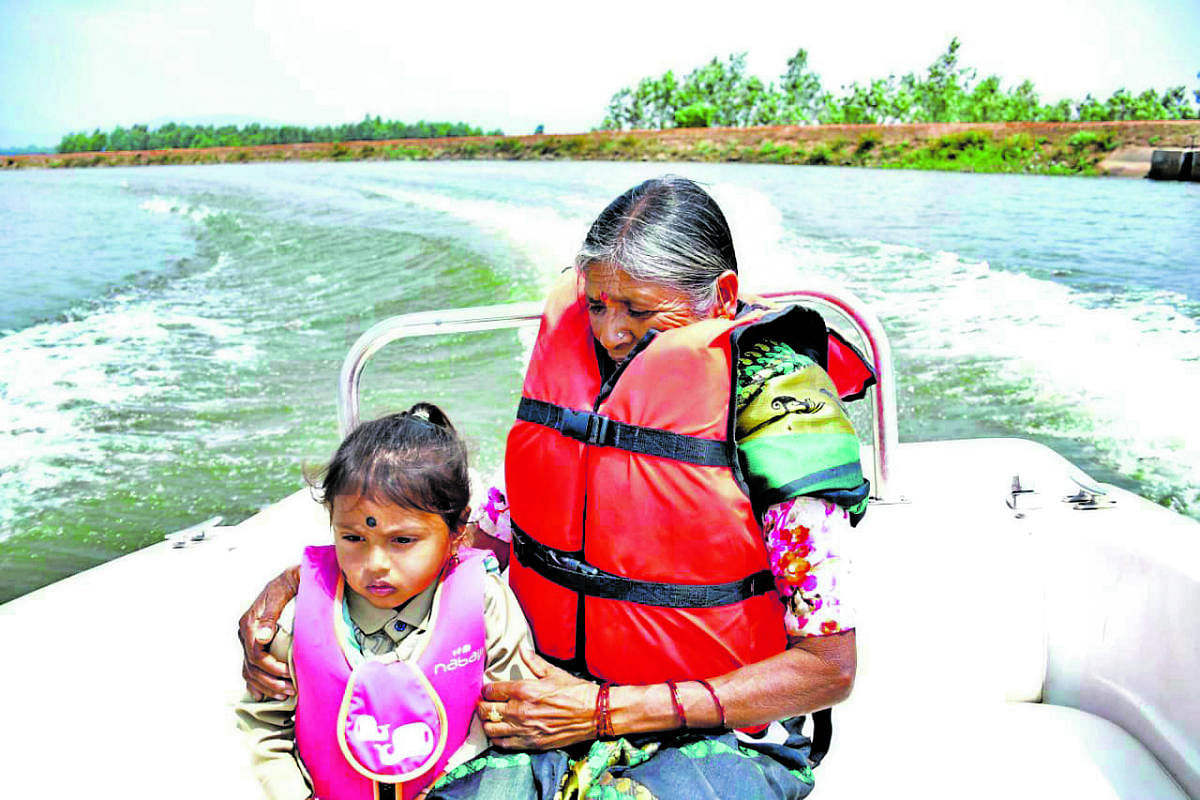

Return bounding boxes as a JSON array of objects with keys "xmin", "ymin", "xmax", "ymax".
[
  {"xmin": 469, "ymin": 482, "xmax": 512, "ymax": 543},
  {"xmin": 469, "ymin": 478, "xmax": 853, "ymax": 636},
  {"xmin": 761, "ymin": 495, "xmax": 854, "ymax": 638}
]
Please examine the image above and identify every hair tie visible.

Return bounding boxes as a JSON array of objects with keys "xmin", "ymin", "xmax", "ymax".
[{"xmin": 401, "ymin": 410, "xmax": 439, "ymax": 430}]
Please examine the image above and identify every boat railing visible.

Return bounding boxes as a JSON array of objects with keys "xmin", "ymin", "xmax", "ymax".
[{"xmin": 338, "ymin": 283, "xmax": 899, "ymax": 501}]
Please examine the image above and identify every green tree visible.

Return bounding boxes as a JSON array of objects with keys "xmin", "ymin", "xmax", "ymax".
[
  {"xmin": 904, "ymin": 37, "xmax": 975, "ymax": 122},
  {"xmin": 1004, "ymin": 80, "xmax": 1041, "ymax": 121},
  {"xmin": 604, "ymin": 70, "xmax": 681, "ymax": 129},
  {"xmin": 602, "ymin": 53, "xmax": 783, "ymax": 129},
  {"xmin": 675, "ymin": 103, "xmax": 717, "ymax": 128},
  {"xmin": 677, "ymin": 54, "xmax": 765, "ymax": 127},
  {"xmin": 602, "ymin": 41, "xmax": 1198, "ymax": 128},
  {"xmin": 108, "ymin": 126, "xmax": 131, "ymax": 151},
  {"xmin": 128, "ymin": 124, "xmax": 149, "ymax": 150},
  {"xmin": 1160, "ymin": 86, "xmax": 1197, "ymax": 119},
  {"xmin": 963, "ymin": 75, "xmax": 1006, "ymax": 122},
  {"xmin": 825, "ymin": 78, "xmax": 900, "ymax": 124},
  {"xmin": 778, "ymin": 49, "xmax": 826, "ymax": 123},
  {"xmin": 1038, "ymin": 98, "xmax": 1074, "ymax": 122},
  {"xmin": 641, "ymin": 70, "xmax": 681, "ymax": 128},
  {"xmin": 51, "ymin": 115, "xmax": 494, "ymax": 152},
  {"xmin": 1076, "ymin": 93, "xmax": 1107, "ymax": 121}
]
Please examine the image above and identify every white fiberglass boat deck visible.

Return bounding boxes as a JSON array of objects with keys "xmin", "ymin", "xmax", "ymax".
[{"xmin": 2, "ymin": 287, "xmax": 1197, "ymax": 799}]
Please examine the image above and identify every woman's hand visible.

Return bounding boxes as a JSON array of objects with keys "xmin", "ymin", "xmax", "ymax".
[
  {"xmin": 465, "ymin": 522, "xmax": 511, "ymax": 572},
  {"xmin": 238, "ymin": 565, "xmax": 300, "ymax": 700},
  {"xmin": 476, "ymin": 632, "xmax": 856, "ymax": 750},
  {"xmin": 478, "ymin": 645, "xmax": 599, "ymax": 750}
]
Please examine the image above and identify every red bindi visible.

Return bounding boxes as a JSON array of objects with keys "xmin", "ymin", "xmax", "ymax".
[{"xmin": 599, "ymin": 291, "xmax": 610, "ymax": 303}]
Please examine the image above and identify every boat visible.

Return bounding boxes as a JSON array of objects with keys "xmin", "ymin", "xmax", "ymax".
[{"xmin": 1, "ymin": 283, "xmax": 1196, "ymax": 799}]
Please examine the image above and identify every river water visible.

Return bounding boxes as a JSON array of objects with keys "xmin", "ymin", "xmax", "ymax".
[{"xmin": 2, "ymin": 161, "xmax": 1198, "ymax": 602}]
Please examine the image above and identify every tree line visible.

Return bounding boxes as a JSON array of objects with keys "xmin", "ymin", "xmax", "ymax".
[
  {"xmin": 56, "ymin": 116, "xmax": 502, "ymax": 154},
  {"xmin": 602, "ymin": 39, "xmax": 1200, "ymax": 129}
]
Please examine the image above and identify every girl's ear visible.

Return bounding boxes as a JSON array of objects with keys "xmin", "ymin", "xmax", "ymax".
[
  {"xmin": 450, "ymin": 506, "xmax": 472, "ymax": 549},
  {"xmin": 448, "ymin": 509, "xmax": 472, "ymax": 568}
]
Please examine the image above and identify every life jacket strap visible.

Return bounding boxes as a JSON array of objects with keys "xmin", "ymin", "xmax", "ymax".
[
  {"xmin": 809, "ymin": 708, "xmax": 833, "ymax": 767},
  {"xmin": 512, "ymin": 523, "xmax": 774, "ymax": 608},
  {"xmin": 517, "ymin": 398, "xmax": 731, "ymax": 467}
]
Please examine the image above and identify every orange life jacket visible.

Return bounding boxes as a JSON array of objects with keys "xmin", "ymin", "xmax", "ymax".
[{"xmin": 505, "ymin": 272, "xmax": 852, "ymax": 685}]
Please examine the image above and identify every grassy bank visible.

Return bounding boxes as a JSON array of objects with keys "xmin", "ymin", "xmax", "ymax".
[{"xmin": 5, "ymin": 120, "xmax": 1198, "ymax": 177}]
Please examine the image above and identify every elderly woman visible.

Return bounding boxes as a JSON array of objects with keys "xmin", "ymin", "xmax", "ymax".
[{"xmin": 240, "ymin": 176, "xmax": 870, "ymax": 800}]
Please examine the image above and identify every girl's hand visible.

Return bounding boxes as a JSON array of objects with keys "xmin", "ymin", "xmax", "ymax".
[{"xmin": 478, "ymin": 645, "xmax": 599, "ymax": 750}]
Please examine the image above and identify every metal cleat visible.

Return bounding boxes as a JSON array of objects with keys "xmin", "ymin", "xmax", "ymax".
[
  {"xmin": 1064, "ymin": 475, "xmax": 1117, "ymax": 510},
  {"xmin": 1007, "ymin": 474, "xmax": 1041, "ymax": 515},
  {"xmin": 164, "ymin": 516, "xmax": 224, "ymax": 548}
]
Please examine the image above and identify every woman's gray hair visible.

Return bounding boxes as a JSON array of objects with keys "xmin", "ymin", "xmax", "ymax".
[{"xmin": 575, "ymin": 176, "xmax": 737, "ymax": 312}]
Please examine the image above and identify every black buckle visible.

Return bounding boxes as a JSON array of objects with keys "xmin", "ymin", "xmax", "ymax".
[{"xmin": 559, "ymin": 409, "xmax": 609, "ymax": 446}]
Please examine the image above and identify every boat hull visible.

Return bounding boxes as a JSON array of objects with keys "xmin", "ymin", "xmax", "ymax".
[{"xmin": 1, "ymin": 438, "xmax": 1196, "ymax": 798}]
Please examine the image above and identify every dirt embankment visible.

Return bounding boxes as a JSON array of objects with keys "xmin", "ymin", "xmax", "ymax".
[{"xmin": 5, "ymin": 120, "xmax": 1198, "ymax": 177}]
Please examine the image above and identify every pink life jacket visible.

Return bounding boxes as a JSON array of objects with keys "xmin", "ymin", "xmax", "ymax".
[{"xmin": 292, "ymin": 545, "xmax": 487, "ymax": 800}]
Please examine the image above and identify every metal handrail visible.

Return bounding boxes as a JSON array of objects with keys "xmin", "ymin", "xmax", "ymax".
[
  {"xmin": 338, "ymin": 283, "xmax": 898, "ymax": 501},
  {"xmin": 337, "ymin": 299, "xmax": 544, "ymax": 436},
  {"xmin": 756, "ymin": 281, "xmax": 898, "ymax": 502}
]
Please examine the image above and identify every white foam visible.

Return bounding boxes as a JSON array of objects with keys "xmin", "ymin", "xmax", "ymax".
[
  {"xmin": 209, "ymin": 252, "xmax": 233, "ymax": 275},
  {"xmin": 0, "ymin": 292, "xmax": 258, "ymax": 536},
  {"xmin": 210, "ymin": 344, "xmax": 258, "ymax": 365},
  {"xmin": 139, "ymin": 195, "xmax": 215, "ymax": 224},
  {"xmin": 356, "ymin": 183, "xmax": 588, "ymax": 290},
  {"xmin": 776, "ymin": 231, "xmax": 1200, "ymax": 512},
  {"xmin": 704, "ymin": 182, "xmax": 797, "ymax": 281},
  {"xmin": 139, "ymin": 196, "xmax": 176, "ymax": 216},
  {"xmin": 168, "ymin": 313, "xmax": 243, "ymax": 341}
]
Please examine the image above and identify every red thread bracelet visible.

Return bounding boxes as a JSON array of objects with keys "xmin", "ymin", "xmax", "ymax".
[
  {"xmin": 594, "ymin": 682, "xmax": 614, "ymax": 738},
  {"xmin": 696, "ymin": 679, "xmax": 727, "ymax": 729},
  {"xmin": 665, "ymin": 680, "xmax": 688, "ymax": 728}
]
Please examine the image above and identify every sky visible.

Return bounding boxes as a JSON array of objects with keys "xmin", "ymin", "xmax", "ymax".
[{"xmin": 1, "ymin": 0, "xmax": 1198, "ymax": 147}]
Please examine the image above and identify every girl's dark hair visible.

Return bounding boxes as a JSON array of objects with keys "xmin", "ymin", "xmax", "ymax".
[{"xmin": 311, "ymin": 402, "xmax": 470, "ymax": 531}]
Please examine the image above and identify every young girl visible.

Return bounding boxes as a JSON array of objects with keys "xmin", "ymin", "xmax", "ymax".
[{"xmin": 236, "ymin": 403, "xmax": 534, "ymax": 800}]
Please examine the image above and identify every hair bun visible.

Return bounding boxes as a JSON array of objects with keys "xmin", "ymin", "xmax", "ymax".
[{"xmin": 406, "ymin": 402, "xmax": 456, "ymax": 433}]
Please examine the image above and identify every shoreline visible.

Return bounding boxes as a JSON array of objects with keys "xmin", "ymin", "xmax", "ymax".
[{"xmin": 4, "ymin": 120, "xmax": 1199, "ymax": 178}]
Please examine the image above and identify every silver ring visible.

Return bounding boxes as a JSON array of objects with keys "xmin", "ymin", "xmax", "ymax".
[{"xmin": 487, "ymin": 706, "xmax": 503, "ymax": 723}]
